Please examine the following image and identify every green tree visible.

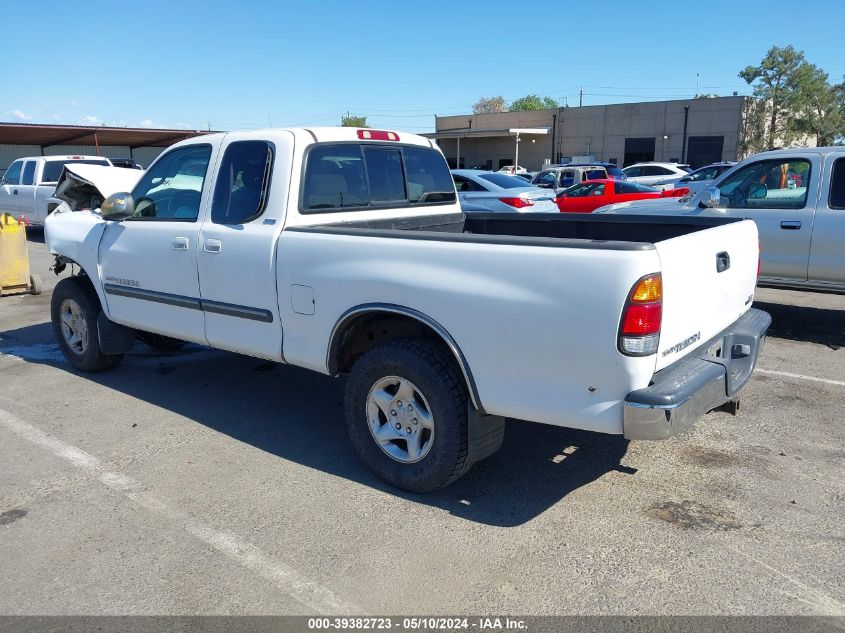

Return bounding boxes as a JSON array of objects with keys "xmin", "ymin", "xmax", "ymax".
[
  {"xmin": 472, "ymin": 96, "xmax": 506, "ymax": 114},
  {"xmin": 341, "ymin": 113, "xmax": 368, "ymax": 127},
  {"xmin": 508, "ymin": 95, "xmax": 559, "ymax": 111},
  {"xmin": 789, "ymin": 65, "xmax": 844, "ymax": 146},
  {"xmin": 739, "ymin": 45, "xmax": 807, "ymax": 150}
]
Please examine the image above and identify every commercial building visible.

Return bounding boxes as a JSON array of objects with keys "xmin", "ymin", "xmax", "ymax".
[
  {"xmin": 0, "ymin": 122, "xmax": 212, "ymax": 176},
  {"xmin": 429, "ymin": 96, "xmax": 755, "ymax": 171}
]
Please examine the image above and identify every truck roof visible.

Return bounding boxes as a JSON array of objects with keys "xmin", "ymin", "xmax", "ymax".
[
  {"xmin": 750, "ymin": 146, "xmax": 845, "ymax": 159},
  {"xmin": 181, "ymin": 127, "xmax": 435, "ymax": 148},
  {"xmin": 12, "ymin": 154, "xmax": 106, "ymax": 162}
]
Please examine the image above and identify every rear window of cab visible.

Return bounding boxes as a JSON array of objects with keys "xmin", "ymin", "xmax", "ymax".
[{"xmin": 301, "ymin": 143, "xmax": 456, "ymax": 212}]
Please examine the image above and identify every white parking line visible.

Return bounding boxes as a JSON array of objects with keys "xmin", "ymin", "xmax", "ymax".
[
  {"xmin": 757, "ymin": 369, "xmax": 845, "ymax": 388},
  {"xmin": 0, "ymin": 406, "xmax": 361, "ymax": 615}
]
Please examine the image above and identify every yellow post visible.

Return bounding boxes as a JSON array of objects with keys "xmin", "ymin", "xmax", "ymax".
[{"xmin": 0, "ymin": 213, "xmax": 41, "ymax": 296}]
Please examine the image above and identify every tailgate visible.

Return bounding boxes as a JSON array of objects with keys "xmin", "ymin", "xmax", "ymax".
[{"xmin": 654, "ymin": 219, "xmax": 759, "ymax": 371}]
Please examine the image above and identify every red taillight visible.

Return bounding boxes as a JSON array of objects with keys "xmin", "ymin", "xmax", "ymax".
[
  {"xmin": 357, "ymin": 129, "xmax": 400, "ymax": 141},
  {"xmin": 621, "ymin": 302, "xmax": 662, "ymax": 336},
  {"xmin": 499, "ymin": 197, "xmax": 533, "ymax": 208},
  {"xmin": 619, "ymin": 273, "xmax": 662, "ymax": 356}
]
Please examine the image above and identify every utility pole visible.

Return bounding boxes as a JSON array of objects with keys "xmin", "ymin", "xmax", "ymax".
[{"xmin": 579, "ymin": 86, "xmax": 583, "ymax": 107}]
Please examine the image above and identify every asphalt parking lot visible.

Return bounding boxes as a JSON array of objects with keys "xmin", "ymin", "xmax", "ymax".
[{"xmin": 0, "ymin": 230, "xmax": 843, "ymax": 616}]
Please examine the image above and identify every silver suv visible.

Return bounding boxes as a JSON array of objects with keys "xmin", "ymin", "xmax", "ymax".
[{"xmin": 532, "ymin": 165, "xmax": 615, "ymax": 191}]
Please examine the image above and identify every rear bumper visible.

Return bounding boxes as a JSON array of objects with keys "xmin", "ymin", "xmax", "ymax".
[{"xmin": 623, "ymin": 308, "xmax": 771, "ymax": 440}]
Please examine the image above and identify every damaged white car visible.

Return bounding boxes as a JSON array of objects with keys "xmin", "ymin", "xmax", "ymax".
[{"xmin": 49, "ymin": 164, "xmax": 144, "ymax": 217}]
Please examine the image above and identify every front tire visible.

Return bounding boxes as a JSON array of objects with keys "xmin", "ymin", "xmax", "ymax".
[
  {"xmin": 51, "ymin": 277, "xmax": 123, "ymax": 372},
  {"xmin": 345, "ymin": 339, "xmax": 472, "ymax": 492}
]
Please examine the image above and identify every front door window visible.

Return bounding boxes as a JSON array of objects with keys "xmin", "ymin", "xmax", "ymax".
[{"xmin": 130, "ymin": 145, "xmax": 212, "ymax": 220}]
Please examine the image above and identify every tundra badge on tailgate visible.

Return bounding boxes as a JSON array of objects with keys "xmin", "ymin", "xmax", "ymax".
[{"xmin": 662, "ymin": 332, "xmax": 701, "ymax": 357}]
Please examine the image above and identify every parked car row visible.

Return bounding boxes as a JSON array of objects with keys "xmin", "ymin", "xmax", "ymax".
[
  {"xmin": 451, "ymin": 167, "xmax": 682, "ymax": 215},
  {"xmin": 555, "ymin": 180, "xmax": 689, "ymax": 213}
]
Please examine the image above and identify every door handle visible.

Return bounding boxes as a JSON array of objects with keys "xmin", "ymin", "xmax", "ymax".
[
  {"xmin": 170, "ymin": 237, "xmax": 190, "ymax": 251},
  {"xmin": 203, "ymin": 239, "xmax": 222, "ymax": 254},
  {"xmin": 716, "ymin": 251, "xmax": 731, "ymax": 273},
  {"xmin": 780, "ymin": 221, "xmax": 802, "ymax": 230}
]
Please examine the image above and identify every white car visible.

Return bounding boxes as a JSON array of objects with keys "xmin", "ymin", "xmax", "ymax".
[
  {"xmin": 49, "ymin": 164, "xmax": 145, "ymax": 216},
  {"xmin": 451, "ymin": 169, "xmax": 558, "ymax": 213},
  {"xmin": 0, "ymin": 155, "xmax": 113, "ymax": 225},
  {"xmin": 622, "ymin": 162, "xmax": 691, "ymax": 187},
  {"xmin": 497, "ymin": 165, "xmax": 527, "ymax": 175},
  {"xmin": 45, "ymin": 126, "xmax": 769, "ymax": 492}
]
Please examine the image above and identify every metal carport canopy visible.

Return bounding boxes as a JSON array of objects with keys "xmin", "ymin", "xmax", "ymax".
[
  {"xmin": 424, "ymin": 128, "xmax": 549, "ymax": 170},
  {"xmin": 0, "ymin": 122, "xmax": 214, "ymax": 150},
  {"xmin": 424, "ymin": 127, "xmax": 549, "ymax": 140}
]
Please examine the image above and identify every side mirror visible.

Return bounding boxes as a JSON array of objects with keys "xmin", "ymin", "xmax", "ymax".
[
  {"xmin": 700, "ymin": 186, "xmax": 721, "ymax": 208},
  {"xmin": 100, "ymin": 192, "xmax": 134, "ymax": 220}
]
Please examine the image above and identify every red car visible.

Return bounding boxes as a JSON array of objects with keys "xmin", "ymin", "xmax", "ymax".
[{"xmin": 555, "ymin": 179, "xmax": 690, "ymax": 213}]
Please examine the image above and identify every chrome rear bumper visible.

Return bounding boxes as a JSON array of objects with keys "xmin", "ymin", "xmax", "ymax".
[{"xmin": 623, "ymin": 308, "xmax": 771, "ymax": 440}]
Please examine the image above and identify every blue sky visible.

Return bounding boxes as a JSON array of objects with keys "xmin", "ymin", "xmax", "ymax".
[{"xmin": 3, "ymin": 0, "xmax": 843, "ymax": 133}]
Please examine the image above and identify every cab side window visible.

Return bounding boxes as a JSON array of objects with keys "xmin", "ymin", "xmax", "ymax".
[
  {"xmin": 21, "ymin": 161, "xmax": 35, "ymax": 185},
  {"xmin": 211, "ymin": 141, "xmax": 273, "ymax": 224},
  {"xmin": 830, "ymin": 158, "xmax": 845, "ymax": 210},
  {"xmin": 3, "ymin": 160, "xmax": 22, "ymax": 185},
  {"xmin": 718, "ymin": 159, "xmax": 811, "ymax": 210},
  {"xmin": 130, "ymin": 145, "xmax": 212, "ymax": 221}
]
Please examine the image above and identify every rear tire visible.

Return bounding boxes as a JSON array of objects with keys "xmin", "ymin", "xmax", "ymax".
[
  {"xmin": 51, "ymin": 277, "xmax": 123, "ymax": 372},
  {"xmin": 344, "ymin": 339, "xmax": 472, "ymax": 493}
]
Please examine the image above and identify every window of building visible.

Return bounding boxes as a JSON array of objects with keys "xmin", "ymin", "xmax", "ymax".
[{"xmin": 211, "ymin": 141, "xmax": 273, "ymax": 224}]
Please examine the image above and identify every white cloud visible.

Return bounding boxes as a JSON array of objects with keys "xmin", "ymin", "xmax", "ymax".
[
  {"xmin": 139, "ymin": 118, "xmax": 154, "ymax": 127},
  {"xmin": 9, "ymin": 109, "xmax": 30, "ymax": 121},
  {"xmin": 80, "ymin": 115, "xmax": 101, "ymax": 125}
]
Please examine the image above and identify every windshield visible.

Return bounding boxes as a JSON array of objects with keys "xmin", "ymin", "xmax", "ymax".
[
  {"xmin": 566, "ymin": 182, "xmax": 606, "ymax": 197},
  {"xmin": 42, "ymin": 159, "xmax": 110, "ymax": 183},
  {"xmin": 478, "ymin": 173, "xmax": 532, "ymax": 189}
]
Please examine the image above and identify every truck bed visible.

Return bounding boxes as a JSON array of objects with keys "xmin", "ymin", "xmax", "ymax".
[{"xmin": 288, "ymin": 212, "xmax": 743, "ymax": 249}]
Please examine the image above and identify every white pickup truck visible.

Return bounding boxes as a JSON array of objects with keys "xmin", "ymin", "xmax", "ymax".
[
  {"xmin": 597, "ymin": 147, "xmax": 845, "ymax": 293},
  {"xmin": 45, "ymin": 127, "xmax": 770, "ymax": 492},
  {"xmin": 0, "ymin": 154, "xmax": 112, "ymax": 225}
]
